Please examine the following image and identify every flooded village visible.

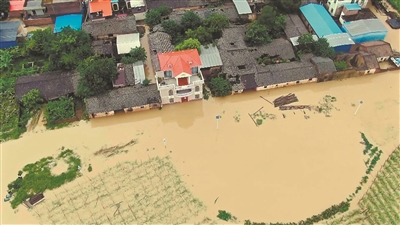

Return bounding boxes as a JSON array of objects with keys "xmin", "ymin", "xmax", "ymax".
[{"xmin": 1, "ymin": 0, "xmax": 400, "ymax": 224}]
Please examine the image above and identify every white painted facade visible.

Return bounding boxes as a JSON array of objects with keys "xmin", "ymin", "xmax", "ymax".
[{"xmin": 326, "ymin": 0, "xmax": 368, "ymax": 17}]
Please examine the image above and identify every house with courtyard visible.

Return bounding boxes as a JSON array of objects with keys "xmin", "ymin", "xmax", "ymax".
[
  {"xmin": 145, "ymin": 0, "xmax": 209, "ymax": 11},
  {"xmin": 300, "ymin": 3, "xmax": 355, "ymax": 52},
  {"xmin": 22, "ymin": 0, "xmax": 52, "ymax": 26},
  {"xmin": 231, "ymin": 0, "xmax": 255, "ymax": 21},
  {"xmin": 199, "ymin": 44, "xmax": 223, "ymax": 78},
  {"xmin": 8, "ymin": 0, "xmax": 25, "ymax": 18},
  {"xmin": 85, "ymin": 84, "xmax": 161, "ymax": 118},
  {"xmin": 82, "ymin": 15, "xmax": 137, "ymax": 40},
  {"xmin": 15, "ymin": 71, "xmax": 79, "ymax": 101},
  {"xmin": 342, "ymin": 19, "xmax": 388, "ymax": 43},
  {"xmin": 217, "ymin": 25, "xmax": 318, "ymax": 93},
  {"xmin": 351, "ymin": 40, "xmax": 393, "ymax": 62},
  {"xmin": 155, "ymin": 49, "xmax": 204, "ymax": 104}
]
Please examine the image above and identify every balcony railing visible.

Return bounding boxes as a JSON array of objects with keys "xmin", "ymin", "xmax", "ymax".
[{"xmin": 176, "ymin": 89, "xmax": 193, "ymax": 97}]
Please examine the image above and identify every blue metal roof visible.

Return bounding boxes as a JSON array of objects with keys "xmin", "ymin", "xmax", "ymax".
[
  {"xmin": 54, "ymin": 14, "xmax": 83, "ymax": 33},
  {"xmin": 300, "ymin": 3, "xmax": 343, "ymax": 37},
  {"xmin": 0, "ymin": 21, "xmax": 21, "ymax": 44},
  {"xmin": 343, "ymin": 3, "xmax": 362, "ymax": 11},
  {"xmin": 0, "ymin": 41, "xmax": 17, "ymax": 49}
]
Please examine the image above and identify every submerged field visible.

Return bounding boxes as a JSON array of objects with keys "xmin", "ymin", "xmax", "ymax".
[{"xmin": 1, "ymin": 71, "xmax": 399, "ymax": 224}]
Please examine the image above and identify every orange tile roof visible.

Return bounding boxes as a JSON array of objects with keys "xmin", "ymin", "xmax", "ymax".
[
  {"xmin": 9, "ymin": 0, "xmax": 25, "ymax": 11},
  {"xmin": 89, "ymin": 0, "xmax": 112, "ymax": 17},
  {"xmin": 158, "ymin": 49, "xmax": 202, "ymax": 77}
]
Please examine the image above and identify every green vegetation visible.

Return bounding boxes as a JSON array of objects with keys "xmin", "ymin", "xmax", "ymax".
[
  {"xmin": 145, "ymin": 5, "xmax": 172, "ymax": 27},
  {"xmin": 245, "ymin": 5, "xmax": 286, "ymax": 45},
  {"xmin": 0, "ymin": 91, "xmax": 25, "ymax": 141},
  {"xmin": 388, "ymin": 0, "xmax": 400, "ymax": 11},
  {"xmin": 207, "ymin": 76, "xmax": 232, "ymax": 97},
  {"xmin": 203, "ymin": 85, "xmax": 210, "ymax": 100},
  {"xmin": 257, "ymin": 54, "xmax": 294, "ymax": 66},
  {"xmin": 88, "ymin": 164, "xmax": 93, "ymax": 172},
  {"xmin": 7, "ymin": 149, "xmax": 82, "ymax": 209},
  {"xmin": 44, "ymin": 96, "xmax": 75, "ymax": 127},
  {"xmin": 316, "ymin": 95, "xmax": 337, "ymax": 117},
  {"xmin": 121, "ymin": 46, "xmax": 147, "ymax": 64},
  {"xmin": 181, "ymin": 10, "xmax": 202, "ymax": 31},
  {"xmin": 0, "ymin": 0, "xmax": 10, "ymax": 18},
  {"xmin": 142, "ymin": 78, "xmax": 151, "ymax": 86},
  {"xmin": 21, "ymin": 89, "xmax": 43, "ymax": 111},
  {"xmin": 77, "ymin": 56, "xmax": 118, "ymax": 98},
  {"xmin": 174, "ymin": 38, "xmax": 202, "ymax": 54},
  {"xmin": 217, "ymin": 210, "xmax": 233, "ymax": 221},
  {"xmin": 270, "ymin": 0, "xmax": 302, "ymax": 14},
  {"xmin": 297, "ymin": 33, "xmax": 335, "ymax": 58},
  {"xmin": 161, "ymin": 20, "xmax": 184, "ymax": 44},
  {"xmin": 186, "ymin": 26, "xmax": 213, "ymax": 44},
  {"xmin": 334, "ymin": 60, "xmax": 347, "ymax": 71}
]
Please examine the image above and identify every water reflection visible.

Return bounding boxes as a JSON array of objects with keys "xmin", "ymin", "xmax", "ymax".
[{"xmin": 160, "ymin": 100, "xmax": 205, "ymax": 129}]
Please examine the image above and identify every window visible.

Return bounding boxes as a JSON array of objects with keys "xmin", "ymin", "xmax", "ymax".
[
  {"xmin": 238, "ymin": 65, "xmax": 246, "ymax": 70},
  {"xmin": 152, "ymin": 103, "xmax": 158, "ymax": 107},
  {"xmin": 308, "ymin": 78, "xmax": 313, "ymax": 81},
  {"xmin": 169, "ymin": 98, "xmax": 174, "ymax": 103},
  {"xmin": 195, "ymin": 86, "xmax": 200, "ymax": 92},
  {"xmin": 230, "ymin": 42, "xmax": 234, "ymax": 46},
  {"xmin": 330, "ymin": 8, "xmax": 333, "ymax": 13},
  {"xmin": 164, "ymin": 70, "xmax": 172, "ymax": 78},
  {"xmin": 191, "ymin": 67, "xmax": 198, "ymax": 74},
  {"xmin": 296, "ymin": 81, "xmax": 300, "ymax": 84},
  {"xmin": 275, "ymin": 84, "xmax": 278, "ymax": 87},
  {"xmin": 140, "ymin": 106, "xmax": 145, "ymax": 108},
  {"xmin": 152, "ymin": 49, "xmax": 157, "ymax": 53},
  {"xmin": 195, "ymin": 94, "xmax": 200, "ymax": 99},
  {"xmin": 168, "ymin": 89, "xmax": 173, "ymax": 96}
]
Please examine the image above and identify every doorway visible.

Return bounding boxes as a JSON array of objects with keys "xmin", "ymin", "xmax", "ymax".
[{"xmin": 181, "ymin": 97, "xmax": 188, "ymax": 102}]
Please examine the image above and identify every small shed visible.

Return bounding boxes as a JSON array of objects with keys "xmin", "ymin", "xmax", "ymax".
[
  {"xmin": 116, "ymin": 33, "xmax": 140, "ymax": 55},
  {"xmin": 54, "ymin": 14, "xmax": 83, "ymax": 33},
  {"xmin": 356, "ymin": 41, "xmax": 393, "ymax": 62},
  {"xmin": 199, "ymin": 44, "xmax": 223, "ymax": 76},
  {"xmin": 342, "ymin": 19, "xmax": 388, "ymax": 43},
  {"xmin": 310, "ymin": 57, "xmax": 337, "ymax": 76},
  {"xmin": 0, "ymin": 21, "xmax": 21, "ymax": 49},
  {"xmin": 23, "ymin": 193, "xmax": 45, "ymax": 209}
]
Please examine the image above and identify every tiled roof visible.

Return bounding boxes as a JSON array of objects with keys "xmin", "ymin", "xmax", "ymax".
[
  {"xmin": 343, "ymin": 19, "xmax": 388, "ymax": 37},
  {"xmin": 82, "ymin": 16, "xmax": 137, "ymax": 37},
  {"xmin": 158, "ymin": 49, "xmax": 202, "ymax": 76},
  {"xmin": 89, "ymin": 0, "xmax": 112, "ymax": 17},
  {"xmin": 145, "ymin": 0, "xmax": 208, "ymax": 10},
  {"xmin": 360, "ymin": 40, "xmax": 393, "ymax": 58},
  {"xmin": 148, "ymin": 32, "xmax": 174, "ymax": 71},
  {"xmin": 284, "ymin": 14, "xmax": 309, "ymax": 39},
  {"xmin": 310, "ymin": 57, "xmax": 337, "ymax": 74},
  {"xmin": 200, "ymin": 44, "xmax": 223, "ymax": 68}
]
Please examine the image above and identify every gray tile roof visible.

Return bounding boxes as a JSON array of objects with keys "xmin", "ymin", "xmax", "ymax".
[
  {"xmin": 254, "ymin": 38, "xmax": 296, "ymax": 59},
  {"xmin": 217, "ymin": 25, "xmax": 247, "ymax": 50},
  {"xmin": 360, "ymin": 40, "xmax": 393, "ymax": 58},
  {"xmin": 145, "ymin": 0, "xmax": 208, "ymax": 10},
  {"xmin": 92, "ymin": 40, "xmax": 114, "ymax": 55},
  {"xmin": 123, "ymin": 63, "xmax": 136, "ymax": 86},
  {"xmin": 15, "ymin": 71, "xmax": 79, "ymax": 101},
  {"xmin": 148, "ymin": 31, "xmax": 175, "ymax": 71},
  {"xmin": 284, "ymin": 14, "xmax": 309, "ymax": 39},
  {"xmin": 200, "ymin": 44, "xmax": 223, "ymax": 68},
  {"xmin": 343, "ymin": 19, "xmax": 388, "ymax": 37},
  {"xmin": 168, "ymin": 6, "xmax": 239, "ymax": 23},
  {"xmin": 240, "ymin": 74, "xmax": 257, "ymax": 90},
  {"xmin": 86, "ymin": 84, "xmax": 161, "ymax": 114},
  {"xmin": 310, "ymin": 57, "xmax": 337, "ymax": 74},
  {"xmin": 82, "ymin": 16, "xmax": 137, "ymax": 37},
  {"xmin": 336, "ymin": 52, "xmax": 379, "ymax": 71}
]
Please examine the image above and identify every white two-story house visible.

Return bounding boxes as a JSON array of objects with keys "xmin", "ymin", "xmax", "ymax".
[
  {"xmin": 325, "ymin": 0, "xmax": 368, "ymax": 17},
  {"xmin": 155, "ymin": 49, "xmax": 204, "ymax": 104}
]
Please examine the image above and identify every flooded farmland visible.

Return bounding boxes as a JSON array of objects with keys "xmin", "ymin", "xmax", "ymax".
[{"xmin": 1, "ymin": 70, "xmax": 399, "ymax": 224}]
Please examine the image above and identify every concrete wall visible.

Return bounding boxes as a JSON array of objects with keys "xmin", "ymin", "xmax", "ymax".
[
  {"xmin": 255, "ymin": 78, "xmax": 317, "ymax": 91},
  {"xmin": 91, "ymin": 103, "xmax": 160, "ymax": 118}
]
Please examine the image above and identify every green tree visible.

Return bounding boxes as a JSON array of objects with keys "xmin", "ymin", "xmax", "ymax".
[
  {"xmin": 245, "ymin": 21, "xmax": 271, "ymax": 46},
  {"xmin": 314, "ymin": 38, "xmax": 336, "ymax": 58},
  {"xmin": 0, "ymin": 0, "xmax": 10, "ymax": 18},
  {"xmin": 257, "ymin": 5, "xmax": 286, "ymax": 38},
  {"xmin": 181, "ymin": 11, "xmax": 202, "ymax": 31},
  {"xmin": 186, "ymin": 26, "xmax": 213, "ymax": 44},
  {"xmin": 25, "ymin": 28, "xmax": 54, "ymax": 55},
  {"xmin": 203, "ymin": 13, "xmax": 229, "ymax": 37},
  {"xmin": 174, "ymin": 38, "xmax": 202, "ymax": 54},
  {"xmin": 77, "ymin": 56, "xmax": 118, "ymax": 98},
  {"xmin": 120, "ymin": 46, "xmax": 147, "ymax": 64},
  {"xmin": 208, "ymin": 77, "xmax": 232, "ymax": 97},
  {"xmin": 44, "ymin": 96, "xmax": 75, "ymax": 125},
  {"xmin": 298, "ymin": 33, "xmax": 315, "ymax": 53},
  {"xmin": 161, "ymin": 20, "xmax": 183, "ymax": 44},
  {"xmin": 145, "ymin": 9, "xmax": 162, "ymax": 27},
  {"xmin": 0, "ymin": 49, "xmax": 12, "ymax": 70},
  {"xmin": 271, "ymin": 0, "xmax": 302, "ymax": 14},
  {"xmin": 334, "ymin": 60, "xmax": 347, "ymax": 71},
  {"xmin": 157, "ymin": 5, "xmax": 172, "ymax": 16},
  {"xmin": 21, "ymin": 89, "xmax": 43, "ymax": 111}
]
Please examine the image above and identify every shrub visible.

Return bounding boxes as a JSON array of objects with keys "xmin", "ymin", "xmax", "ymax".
[
  {"xmin": 334, "ymin": 60, "xmax": 347, "ymax": 71},
  {"xmin": 44, "ymin": 96, "xmax": 75, "ymax": 125},
  {"xmin": 21, "ymin": 89, "xmax": 43, "ymax": 111},
  {"xmin": 88, "ymin": 164, "xmax": 92, "ymax": 172},
  {"xmin": 208, "ymin": 77, "xmax": 232, "ymax": 97},
  {"xmin": 217, "ymin": 210, "xmax": 232, "ymax": 221},
  {"xmin": 142, "ymin": 78, "xmax": 151, "ymax": 86}
]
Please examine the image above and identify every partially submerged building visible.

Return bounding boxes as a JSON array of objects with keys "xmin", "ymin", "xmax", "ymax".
[
  {"xmin": 199, "ymin": 44, "xmax": 223, "ymax": 77},
  {"xmin": 155, "ymin": 49, "xmax": 205, "ymax": 104},
  {"xmin": 300, "ymin": 3, "xmax": 355, "ymax": 52},
  {"xmin": 352, "ymin": 40, "xmax": 393, "ymax": 62},
  {"xmin": 86, "ymin": 84, "xmax": 161, "ymax": 118},
  {"xmin": 342, "ymin": 19, "xmax": 388, "ymax": 43},
  {"xmin": 15, "ymin": 71, "xmax": 79, "ymax": 101}
]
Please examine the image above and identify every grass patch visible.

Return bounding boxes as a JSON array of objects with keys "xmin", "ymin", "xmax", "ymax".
[
  {"xmin": 7, "ymin": 149, "xmax": 82, "ymax": 209},
  {"xmin": 388, "ymin": 0, "xmax": 400, "ymax": 11}
]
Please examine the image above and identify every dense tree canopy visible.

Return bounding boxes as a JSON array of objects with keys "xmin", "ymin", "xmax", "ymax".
[
  {"xmin": 21, "ymin": 89, "xmax": 43, "ymax": 111},
  {"xmin": 257, "ymin": 5, "xmax": 286, "ymax": 38},
  {"xmin": 161, "ymin": 20, "xmax": 183, "ymax": 44},
  {"xmin": 174, "ymin": 38, "xmax": 202, "ymax": 54},
  {"xmin": 121, "ymin": 47, "xmax": 147, "ymax": 64},
  {"xmin": 44, "ymin": 96, "xmax": 74, "ymax": 125},
  {"xmin": 208, "ymin": 77, "xmax": 232, "ymax": 97},
  {"xmin": 145, "ymin": 9, "xmax": 162, "ymax": 28},
  {"xmin": 77, "ymin": 56, "xmax": 118, "ymax": 98},
  {"xmin": 157, "ymin": 5, "xmax": 172, "ymax": 16},
  {"xmin": 245, "ymin": 21, "xmax": 271, "ymax": 46},
  {"xmin": 181, "ymin": 11, "xmax": 202, "ymax": 31},
  {"xmin": 25, "ymin": 27, "xmax": 93, "ymax": 70},
  {"xmin": 297, "ymin": 34, "xmax": 336, "ymax": 58},
  {"xmin": 203, "ymin": 14, "xmax": 229, "ymax": 37},
  {"xmin": 186, "ymin": 26, "xmax": 213, "ymax": 44},
  {"xmin": 0, "ymin": 0, "xmax": 10, "ymax": 17},
  {"xmin": 271, "ymin": 0, "xmax": 302, "ymax": 14}
]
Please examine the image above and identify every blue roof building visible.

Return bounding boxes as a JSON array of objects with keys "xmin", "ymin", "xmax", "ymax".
[
  {"xmin": 0, "ymin": 21, "xmax": 21, "ymax": 49},
  {"xmin": 342, "ymin": 19, "xmax": 388, "ymax": 43},
  {"xmin": 343, "ymin": 3, "xmax": 362, "ymax": 11},
  {"xmin": 54, "ymin": 14, "xmax": 83, "ymax": 33},
  {"xmin": 300, "ymin": 3, "xmax": 354, "ymax": 52}
]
